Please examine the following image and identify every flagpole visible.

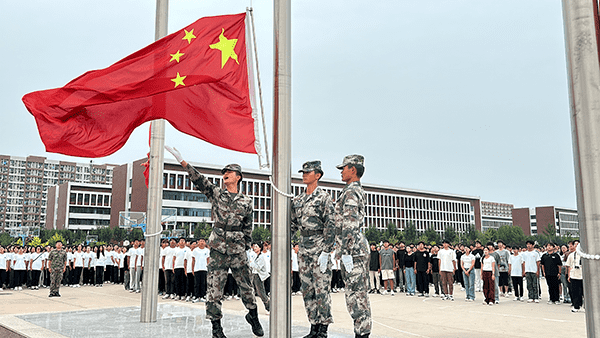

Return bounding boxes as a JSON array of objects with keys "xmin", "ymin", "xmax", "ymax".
[
  {"xmin": 140, "ymin": 0, "xmax": 168, "ymax": 323},
  {"xmin": 562, "ymin": 0, "xmax": 600, "ymax": 335},
  {"xmin": 271, "ymin": 0, "xmax": 292, "ymax": 336}
]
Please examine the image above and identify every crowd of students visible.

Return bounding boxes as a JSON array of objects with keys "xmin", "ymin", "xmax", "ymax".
[{"xmin": 366, "ymin": 239, "xmax": 585, "ymax": 312}]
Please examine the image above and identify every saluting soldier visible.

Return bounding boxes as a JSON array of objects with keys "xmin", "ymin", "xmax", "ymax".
[
  {"xmin": 47, "ymin": 241, "xmax": 68, "ymax": 297},
  {"xmin": 165, "ymin": 146, "xmax": 263, "ymax": 338},
  {"xmin": 291, "ymin": 161, "xmax": 336, "ymax": 338},
  {"xmin": 334, "ymin": 155, "xmax": 372, "ymax": 338}
]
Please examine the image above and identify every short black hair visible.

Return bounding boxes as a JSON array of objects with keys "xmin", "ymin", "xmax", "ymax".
[
  {"xmin": 526, "ymin": 240, "xmax": 535, "ymax": 245},
  {"xmin": 347, "ymin": 164, "xmax": 364, "ymax": 178}
]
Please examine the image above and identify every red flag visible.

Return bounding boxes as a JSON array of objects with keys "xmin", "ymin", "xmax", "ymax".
[{"xmin": 23, "ymin": 13, "xmax": 256, "ymax": 157}]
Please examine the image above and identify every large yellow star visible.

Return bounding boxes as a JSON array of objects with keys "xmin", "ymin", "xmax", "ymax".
[
  {"xmin": 209, "ymin": 28, "xmax": 239, "ymax": 68},
  {"xmin": 182, "ymin": 29, "xmax": 196, "ymax": 44},
  {"xmin": 169, "ymin": 50, "xmax": 184, "ymax": 63},
  {"xmin": 171, "ymin": 72, "xmax": 186, "ymax": 88}
]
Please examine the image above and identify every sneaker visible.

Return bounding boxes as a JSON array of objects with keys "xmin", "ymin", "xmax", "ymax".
[
  {"xmin": 520, "ymin": 297, "xmax": 525, "ymax": 301},
  {"xmin": 547, "ymin": 301, "xmax": 554, "ymax": 305},
  {"xmin": 468, "ymin": 298, "xmax": 474, "ymax": 302},
  {"xmin": 136, "ymin": 289, "xmax": 140, "ymax": 293},
  {"xmin": 534, "ymin": 299, "xmax": 540, "ymax": 303},
  {"xmin": 494, "ymin": 300, "xmax": 499, "ymax": 304},
  {"xmin": 450, "ymin": 296, "xmax": 454, "ymax": 301},
  {"xmin": 572, "ymin": 308, "xmax": 579, "ymax": 313},
  {"xmin": 162, "ymin": 294, "xmax": 170, "ymax": 299},
  {"xmin": 390, "ymin": 290, "xmax": 395, "ymax": 296},
  {"xmin": 417, "ymin": 293, "xmax": 424, "ymax": 297},
  {"xmin": 432, "ymin": 293, "xmax": 438, "ymax": 297},
  {"xmin": 234, "ymin": 295, "xmax": 240, "ymax": 300},
  {"xmin": 555, "ymin": 301, "xmax": 561, "ymax": 305},
  {"xmin": 340, "ymin": 288, "xmax": 345, "ymax": 292},
  {"xmin": 170, "ymin": 294, "xmax": 176, "ymax": 299},
  {"xmin": 381, "ymin": 290, "xmax": 388, "ymax": 295},
  {"xmin": 192, "ymin": 298, "xmax": 199, "ymax": 303},
  {"xmin": 527, "ymin": 299, "xmax": 534, "ymax": 303},
  {"xmin": 483, "ymin": 301, "xmax": 488, "ymax": 305},
  {"xmin": 461, "ymin": 287, "xmax": 465, "ymax": 291},
  {"xmin": 488, "ymin": 302, "xmax": 493, "ymax": 306},
  {"xmin": 227, "ymin": 295, "xmax": 233, "ymax": 300},
  {"xmin": 513, "ymin": 297, "xmax": 519, "ymax": 301},
  {"xmin": 425, "ymin": 293, "xmax": 429, "ymax": 297},
  {"xmin": 200, "ymin": 297, "xmax": 206, "ymax": 302},
  {"xmin": 441, "ymin": 295, "xmax": 447, "ymax": 301},
  {"xmin": 185, "ymin": 296, "xmax": 191, "ymax": 302},
  {"xmin": 18, "ymin": 287, "xmax": 22, "ymax": 291}
]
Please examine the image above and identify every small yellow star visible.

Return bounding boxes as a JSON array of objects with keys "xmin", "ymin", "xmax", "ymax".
[
  {"xmin": 171, "ymin": 72, "xmax": 186, "ymax": 88},
  {"xmin": 182, "ymin": 29, "xmax": 196, "ymax": 44},
  {"xmin": 169, "ymin": 50, "xmax": 184, "ymax": 63},
  {"xmin": 209, "ymin": 28, "xmax": 239, "ymax": 68}
]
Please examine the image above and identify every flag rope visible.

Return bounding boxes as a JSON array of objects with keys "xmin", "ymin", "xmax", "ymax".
[
  {"xmin": 576, "ymin": 244, "xmax": 600, "ymax": 260},
  {"xmin": 269, "ymin": 176, "xmax": 294, "ymax": 198}
]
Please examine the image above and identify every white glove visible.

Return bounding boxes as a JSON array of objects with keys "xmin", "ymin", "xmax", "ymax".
[
  {"xmin": 318, "ymin": 252, "xmax": 329, "ymax": 273},
  {"xmin": 165, "ymin": 146, "xmax": 184, "ymax": 163},
  {"xmin": 341, "ymin": 255, "xmax": 353, "ymax": 272}
]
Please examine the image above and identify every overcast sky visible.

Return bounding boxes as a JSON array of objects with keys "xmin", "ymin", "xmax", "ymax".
[{"xmin": 1, "ymin": 0, "xmax": 576, "ymax": 209}]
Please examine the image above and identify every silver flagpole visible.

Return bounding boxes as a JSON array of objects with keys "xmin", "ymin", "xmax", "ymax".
[
  {"xmin": 140, "ymin": 0, "xmax": 168, "ymax": 323},
  {"xmin": 271, "ymin": 0, "xmax": 292, "ymax": 336},
  {"xmin": 562, "ymin": 0, "xmax": 600, "ymax": 335}
]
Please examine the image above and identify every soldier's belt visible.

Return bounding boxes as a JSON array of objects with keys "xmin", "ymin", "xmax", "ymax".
[
  {"xmin": 215, "ymin": 224, "xmax": 242, "ymax": 231},
  {"xmin": 300, "ymin": 229, "xmax": 323, "ymax": 237}
]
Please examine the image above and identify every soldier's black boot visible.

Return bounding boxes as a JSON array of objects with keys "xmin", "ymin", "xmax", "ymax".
[
  {"xmin": 316, "ymin": 324, "xmax": 328, "ymax": 338},
  {"xmin": 303, "ymin": 324, "xmax": 319, "ymax": 338},
  {"xmin": 245, "ymin": 308, "xmax": 264, "ymax": 337},
  {"xmin": 211, "ymin": 320, "xmax": 227, "ymax": 338}
]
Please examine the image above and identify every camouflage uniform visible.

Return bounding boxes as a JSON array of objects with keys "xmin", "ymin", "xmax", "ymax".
[
  {"xmin": 48, "ymin": 249, "xmax": 67, "ymax": 295},
  {"xmin": 291, "ymin": 161, "xmax": 336, "ymax": 326},
  {"xmin": 184, "ymin": 163, "xmax": 257, "ymax": 321},
  {"xmin": 334, "ymin": 155, "xmax": 371, "ymax": 337}
]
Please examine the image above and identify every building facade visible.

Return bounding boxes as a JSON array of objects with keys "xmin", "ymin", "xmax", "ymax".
[
  {"xmin": 511, "ymin": 206, "xmax": 579, "ymax": 237},
  {"xmin": 46, "ymin": 182, "xmax": 112, "ymax": 230},
  {"xmin": 109, "ymin": 159, "xmax": 482, "ymax": 237},
  {"xmin": 481, "ymin": 201, "xmax": 514, "ymax": 232},
  {"xmin": 0, "ymin": 155, "xmax": 115, "ymax": 231}
]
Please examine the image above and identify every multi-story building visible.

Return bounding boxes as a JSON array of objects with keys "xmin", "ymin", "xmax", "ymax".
[
  {"xmin": 481, "ymin": 201, "xmax": 514, "ymax": 232},
  {"xmin": 109, "ymin": 159, "xmax": 482, "ymax": 237},
  {"xmin": 512, "ymin": 206, "xmax": 579, "ymax": 237},
  {"xmin": 46, "ymin": 182, "xmax": 112, "ymax": 230},
  {"xmin": 0, "ymin": 154, "xmax": 116, "ymax": 230}
]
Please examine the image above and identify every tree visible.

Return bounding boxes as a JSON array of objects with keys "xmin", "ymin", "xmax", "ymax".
[
  {"xmin": 496, "ymin": 225, "xmax": 525, "ymax": 247},
  {"xmin": 483, "ymin": 228, "xmax": 497, "ymax": 244},
  {"xmin": 384, "ymin": 222, "xmax": 398, "ymax": 240},
  {"xmin": 423, "ymin": 226, "xmax": 440, "ymax": 245},
  {"xmin": 193, "ymin": 222, "xmax": 212, "ymax": 240},
  {"xmin": 443, "ymin": 225, "xmax": 457, "ymax": 243},
  {"xmin": 403, "ymin": 222, "xmax": 417, "ymax": 244},
  {"xmin": 465, "ymin": 225, "xmax": 481, "ymax": 244},
  {"xmin": 364, "ymin": 226, "xmax": 382, "ymax": 244},
  {"xmin": 251, "ymin": 226, "xmax": 271, "ymax": 243}
]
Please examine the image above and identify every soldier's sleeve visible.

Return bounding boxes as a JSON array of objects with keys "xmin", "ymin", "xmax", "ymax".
[
  {"xmin": 242, "ymin": 203, "xmax": 253, "ymax": 251},
  {"xmin": 183, "ymin": 163, "xmax": 217, "ymax": 200},
  {"xmin": 290, "ymin": 196, "xmax": 299, "ymax": 233},
  {"xmin": 322, "ymin": 194, "xmax": 336, "ymax": 253},
  {"xmin": 338, "ymin": 190, "xmax": 360, "ymax": 257}
]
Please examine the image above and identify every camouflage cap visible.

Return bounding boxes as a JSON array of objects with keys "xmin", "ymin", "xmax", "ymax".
[
  {"xmin": 336, "ymin": 154, "xmax": 365, "ymax": 169},
  {"xmin": 298, "ymin": 160, "xmax": 322, "ymax": 173},
  {"xmin": 221, "ymin": 164, "xmax": 242, "ymax": 175}
]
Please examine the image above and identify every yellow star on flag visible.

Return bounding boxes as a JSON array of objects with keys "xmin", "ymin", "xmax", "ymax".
[
  {"xmin": 209, "ymin": 28, "xmax": 239, "ymax": 68},
  {"xmin": 169, "ymin": 50, "xmax": 184, "ymax": 63},
  {"xmin": 171, "ymin": 72, "xmax": 186, "ymax": 88},
  {"xmin": 182, "ymin": 29, "xmax": 196, "ymax": 44}
]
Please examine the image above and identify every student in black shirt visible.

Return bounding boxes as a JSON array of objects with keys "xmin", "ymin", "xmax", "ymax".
[
  {"xmin": 540, "ymin": 243, "xmax": 562, "ymax": 304},
  {"xmin": 413, "ymin": 241, "xmax": 431, "ymax": 297},
  {"xmin": 404, "ymin": 247, "xmax": 416, "ymax": 296},
  {"xmin": 395, "ymin": 242, "xmax": 406, "ymax": 292},
  {"xmin": 472, "ymin": 241, "xmax": 484, "ymax": 292},
  {"xmin": 368, "ymin": 243, "xmax": 380, "ymax": 294},
  {"xmin": 430, "ymin": 245, "xmax": 441, "ymax": 297}
]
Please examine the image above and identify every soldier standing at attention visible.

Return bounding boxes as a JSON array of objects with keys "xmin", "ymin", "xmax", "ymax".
[
  {"xmin": 165, "ymin": 146, "xmax": 263, "ymax": 338},
  {"xmin": 47, "ymin": 241, "xmax": 68, "ymax": 297},
  {"xmin": 291, "ymin": 161, "xmax": 336, "ymax": 338},
  {"xmin": 334, "ymin": 155, "xmax": 372, "ymax": 338}
]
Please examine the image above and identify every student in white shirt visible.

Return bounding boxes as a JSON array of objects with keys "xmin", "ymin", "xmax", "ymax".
[
  {"xmin": 13, "ymin": 247, "xmax": 28, "ymax": 290},
  {"xmin": 192, "ymin": 239, "xmax": 210, "ymax": 302},
  {"xmin": 129, "ymin": 240, "xmax": 141, "ymax": 293},
  {"xmin": 291, "ymin": 244, "xmax": 301, "ymax": 295},
  {"xmin": 173, "ymin": 238, "xmax": 189, "ymax": 300},
  {"xmin": 159, "ymin": 240, "xmax": 167, "ymax": 295},
  {"xmin": 185, "ymin": 241, "xmax": 195, "ymax": 301},
  {"xmin": 509, "ymin": 247, "xmax": 525, "ymax": 301},
  {"xmin": 0, "ymin": 246, "xmax": 8, "ymax": 291},
  {"xmin": 162, "ymin": 239, "xmax": 177, "ymax": 299},
  {"xmin": 95, "ymin": 246, "xmax": 106, "ymax": 287},
  {"xmin": 30, "ymin": 246, "xmax": 44, "ymax": 290},
  {"xmin": 438, "ymin": 240, "xmax": 457, "ymax": 301},
  {"xmin": 521, "ymin": 240, "xmax": 541, "ymax": 303},
  {"xmin": 249, "ymin": 243, "xmax": 270, "ymax": 312},
  {"xmin": 481, "ymin": 248, "xmax": 496, "ymax": 305},
  {"xmin": 460, "ymin": 246, "xmax": 475, "ymax": 301},
  {"xmin": 72, "ymin": 245, "xmax": 84, "ymax": 287}
]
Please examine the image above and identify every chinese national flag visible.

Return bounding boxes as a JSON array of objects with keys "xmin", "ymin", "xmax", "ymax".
[{"xmin": 22, "ymin": 13, "xmax": 256, "ymax": 157}]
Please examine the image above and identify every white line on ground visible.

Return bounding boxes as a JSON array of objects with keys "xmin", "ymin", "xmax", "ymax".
[{"xmin": 372, "ymin": 319, "xmax": 431, "ymax": 338}]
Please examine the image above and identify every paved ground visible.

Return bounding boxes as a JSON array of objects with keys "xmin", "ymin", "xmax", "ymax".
[{"xmin": 0, "ymin": 281, "xmax": 587, "ymax": 337}]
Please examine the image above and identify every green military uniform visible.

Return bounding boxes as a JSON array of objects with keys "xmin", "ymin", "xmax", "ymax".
[
  {"xmin": 291, "ymin": 161, "xmax": 336, "ymax": 330},
  {"xmin": 184, "ymin": 163, "xmax": 258, "ymax": 322},
  {"xmin": 334, "ymin": 155, "xmax": 372, "ymax": 338},
  {"xmin": 48, "ymin": 248, "xmax": 67, "ymax": 296}
]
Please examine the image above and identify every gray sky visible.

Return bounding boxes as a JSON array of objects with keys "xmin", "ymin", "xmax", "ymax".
[{"xmin": 1, "ymin": 0, "xmax": 575, "ymax": 209}]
